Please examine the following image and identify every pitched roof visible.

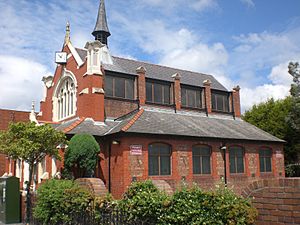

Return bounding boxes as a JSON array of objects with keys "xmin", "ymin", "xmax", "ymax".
[
  {"xmin": 122, "ymin": 107, "xmax": 284, "ymax": 142},
  {"xmin": 74, "ymin": 48, "xmax": 227, "ymax": 91},
  {"xmin": 56, "ymin": 108, "xmax": 284, "ymax": 143}
]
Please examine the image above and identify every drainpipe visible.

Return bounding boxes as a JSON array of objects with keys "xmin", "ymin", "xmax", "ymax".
[
  {"xmin": 108, "ymin": 141, "xmax": 111, "ymax": 193},
  {"xmin": 220, "ymin": 145, "xmax": 227, "ymax": 185}
]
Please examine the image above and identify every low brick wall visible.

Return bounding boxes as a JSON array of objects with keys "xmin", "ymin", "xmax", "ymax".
[
  {"xmin": 76, "ymin": 178, "xmax": 108, "ymax": 197},
  {"xmin": 242, "ymin": 178, "xmax": 300, "ymax": 224}
]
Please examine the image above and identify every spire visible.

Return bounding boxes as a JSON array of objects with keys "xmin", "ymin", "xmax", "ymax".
[
  {"xmin": 92, "ymin": 0, "xmax": 111, "ymax": 45},
  {"xmin": 64, "ymin": 21, "xmax": 71, "ymax": 45}
]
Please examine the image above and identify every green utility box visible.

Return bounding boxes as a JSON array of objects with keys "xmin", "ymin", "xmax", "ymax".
[{"xmin": 0, "ymin": 176, "xmax": 20, "ymax": 224}]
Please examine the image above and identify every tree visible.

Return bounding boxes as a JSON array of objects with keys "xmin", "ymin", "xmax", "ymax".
[
  {"xmin": 0, "ymin": 122, "xmax": 66, "ymax": 224},
  {"xmin": 287, "ymin": 61, "xmax": 300, "ymax": 132},
  {"xmin": 64, "ymin": 133, "xmax": 100, "ymax": 178},
  {"xmin": 243, "ymin": 97, "xmax": 300, "ymax": 164}
]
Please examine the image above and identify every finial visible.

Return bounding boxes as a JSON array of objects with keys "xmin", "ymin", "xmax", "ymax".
[
  {"xmin": 172, "ymin": 73, "xmax": 181, "ymax": 80},
  {"xmin": 64, "ymin": 21, "xmax": 71, "ymax": 45},
  {"xmin": 31, "ymin": 101, "xmax": 35, "ymax": 112},
  {"xmin": 30, "ymin": 101, "xmax": 38, "ymax": 124}
]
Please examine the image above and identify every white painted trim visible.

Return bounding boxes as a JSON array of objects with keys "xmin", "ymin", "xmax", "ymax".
[{"xmin": 67, "ymin": 42, "xmax": 84, "ymax": 66}]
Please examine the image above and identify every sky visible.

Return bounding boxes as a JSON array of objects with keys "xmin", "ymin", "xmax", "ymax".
[{"xmin": 0, "ymin": 0, "xmax": 300, "ymax": 112}]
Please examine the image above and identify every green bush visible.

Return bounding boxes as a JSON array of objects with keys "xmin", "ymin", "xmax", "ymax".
[
  {"xmin": 64, "ymin": 133, "xmax": 100, "ymax": 178},
  {"xmin": 118, "ymin": 180, "xmax": 170, "ymax": 223},
  {"xmin": 160, "ymin": 185, "xmax": 257, "ymax": 225},
  {"xmin": 33, "ymin": 179, "xmax": 93, "ymax": 225}
]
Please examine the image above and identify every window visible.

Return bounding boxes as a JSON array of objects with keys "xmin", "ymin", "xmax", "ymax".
[
  {"xmin": 146, "ymin": 80, "xmax": 170, "ymax": 105},
  {"xmin": 211, "ymin": 91, "xmax": 229, "ymax": 112},
  {"xmin": 148, "ymin": 143, "xmax": 171, "ymax": 176},
  {"xmin": 181, "ymin": 86, "xmax": 202, "ymax": 108},
  {"xmin": 229, "ymin": 146, "xmax": 244, "ymax": 173},
  {"xmin": 105, "ymin": 74, "xmax": 134, "ymax": 99},
  {"xmin": 192, "ymin": 145, "xmax": 211, "ymax": 174},
  {"xmin": 56, "ymin": 77, "xmax": 76, "ymax": 120},
  {"xmin": 259, "ymin": 148, "xmax": 272, "ymax": 172}
]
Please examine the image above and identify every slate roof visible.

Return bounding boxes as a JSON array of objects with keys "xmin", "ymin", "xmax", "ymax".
[
  {"xmin": 54, "ymin": 108, "xmax": 284, "ymax": 143},
  {"xmin": 123, "ymin": 108, "xmax": 284, "ymax": 142},
  {"xmin": 74, "ymin": 48, "xmax": 227, "ymax": 91},
  {"xmin": 92, "ymin": 0, "xmax": 110, "ymax": 35}
]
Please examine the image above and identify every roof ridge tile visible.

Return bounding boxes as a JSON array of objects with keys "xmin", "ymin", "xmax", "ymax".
[
  {"xmin": 121, "ymin": 109, "xmax": 144, "ymax": 132},
  {"xmin": 63, "ymin": 117, "xmax": 86, "ymax": 133}
]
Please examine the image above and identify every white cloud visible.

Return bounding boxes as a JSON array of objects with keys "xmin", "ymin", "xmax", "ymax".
[
  {"xmin": 268, "ymin": 61, "xmax": 294, "ymax": 85},
  {"xmin": 191, "ymin": 0, "xmax": 218, "ymax": 12},
  {"xmin": 0, "ymin": 55, "xmax": 49, "ymax": 111},
  {"xmin": 138, "ymin": 0, "xmax": 218, "ymax": 13},
  {"xmin": 241, "ymin": 84, "xmax": 290, "ymax": 111},
  {"xmin": 240, "ymin": 0, "xmax": 255, "ymax": 8}
]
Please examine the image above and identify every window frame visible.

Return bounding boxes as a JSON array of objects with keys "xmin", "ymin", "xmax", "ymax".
[
  {"xmin": 181, "ymin": 85, "xmax": 203, "ymax": 109},
  {"xmin": 229, "ymin": 146, "xmax": 245, "ymax": 174},
  {"xmin": 192, "ymin": 145, "xmax": 211, "ymax": 175},
  {"xmin": 148, "ymin": 143, "xmax": 172, "ymax": 176},
  {"xmin": 211, "ymin": 90, "xmax": 230, "ymax": 113},
  {"xmin": 146, "ymin": 79, "xmax": 171, "ymax": 105},
  {"xmin": 105, "ymin": 72, "xmax": 135, "ymax": 100},
  {"xmin": 56, "ymin": 77, "xmax": 76, "ymax": 121},
  {"xmin": 259, "ymin": 147, "xmax": 273, "ymax": 173}
]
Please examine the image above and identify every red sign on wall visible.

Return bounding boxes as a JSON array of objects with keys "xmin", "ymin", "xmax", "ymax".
[{"xmin": 130, "ymin": 145, "xmax": 142, "ymax": 155}]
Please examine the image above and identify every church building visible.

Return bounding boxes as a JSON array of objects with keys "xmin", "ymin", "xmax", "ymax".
[{"xmin": 1, "ymin": 0, "xmax": 285, "ymax": 198}]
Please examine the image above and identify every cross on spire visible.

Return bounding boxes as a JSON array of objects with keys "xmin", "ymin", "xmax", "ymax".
[{"xmin": 92, "ymin": 0, "xmax": 110, "ymax": 45}]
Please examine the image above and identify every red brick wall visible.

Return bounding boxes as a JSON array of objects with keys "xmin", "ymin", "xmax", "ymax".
[
  {"xmin": 106, "ymin": 135, "xmax": 284, "ymax": 198},
  {"xmin": 242, "ymin": 178, "xmax": 300, "ymax": 224},
  {"xmin": 0, "ymin": 109, "xmax": 30, "ymax": 130},
  {"xmin": 0, "ymin": 109, "xmax": 30, "ymax": 176},
  {"xmin": 104, "ymin": 98, "xmax": 138, "ymax": 118},
  {"xmin": 40, "ymin": 45, "xmax": 105, "ymax": 122}
]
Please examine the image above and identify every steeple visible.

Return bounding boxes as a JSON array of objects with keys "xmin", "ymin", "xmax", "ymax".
[{"xmin": 92, "ymin": 0, "xmax": 111, "ymax": 45}]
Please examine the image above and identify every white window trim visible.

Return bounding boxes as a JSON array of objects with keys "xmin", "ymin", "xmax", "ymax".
[{"xmin": 52, "ymin": 69, "xmax": 78, "ymax": 122}]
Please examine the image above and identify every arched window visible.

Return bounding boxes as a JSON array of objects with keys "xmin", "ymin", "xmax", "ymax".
[
  {"xmin": 229, "ymin": 146, "xmax": 244, "ymax": 173},
  {"xmin": 148, "ymin": 143, "xmax": 171, "ymax": 176},
  {"xmin": 259, "ymin": 148, "xmax": 272, "ymax": 172},
  {"xmin": 192, "ymin": 145, "xmax": 211, "ymax": 174},
  {"xmin": 55, "ymin": 77, "xmax": 76, "ymax": 120}
]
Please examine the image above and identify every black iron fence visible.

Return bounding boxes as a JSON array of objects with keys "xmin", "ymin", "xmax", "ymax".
[{"xmin": 30, "ymin": 208, "xmax": 156, "ymax": 225}]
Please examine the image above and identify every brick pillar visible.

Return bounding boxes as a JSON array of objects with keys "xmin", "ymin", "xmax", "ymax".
[
  {"xmin": 78, "ymin": 74, "xmax": 105, "ymax": 122},
  {"xmin": 136, "ymin": 66, "xmax": 146, "ymax": 106},
  {"xmin": 172, "ymin": 73, "xmax": 181, "ymax": 110},
  {"xmin": 232, "ymin": 85, "xmax": 241, "ymax": 117},
  {"xmin": 203, "ymin": 79, "xmax": 212, "ymax": 114}
]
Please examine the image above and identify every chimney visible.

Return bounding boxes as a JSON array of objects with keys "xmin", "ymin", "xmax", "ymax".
[
  {"xmin": 136, "ymin": 66, "xmax": 146, "ymax": 106},
  {"xmin": 172, "ymin": 73, "xmax": 181, "ymax": 110},
  {"xmin": 232, "ymin": 85, "xmax": 241, "ymax": 117},
  {"xmin": 203, "ymin": 79, "xmax": 212, "ymax": 114}
]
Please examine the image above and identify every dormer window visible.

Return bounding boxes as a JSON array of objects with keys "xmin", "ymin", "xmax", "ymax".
[
  {"xmin": 53, "ymin": 76, "xmax": 77, "ymax": 121},
  {"xmin": 181, "ymin": 86, "xmax": 202, "ymax": 109},
  {"xmin": 211, "ymin": 91, "xmax": 229, "ymax": 112},
  {"xmin": 105, "ymin": 74, "xmax": 134, "ymax": 100},
  {"xmin": 146, "ymin": 80, "xmax": 170, "ymax": 105}
]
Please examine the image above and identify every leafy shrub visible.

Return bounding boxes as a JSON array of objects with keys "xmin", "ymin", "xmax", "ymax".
[
  {"xmin": 160, "ymin": 185, "xmax": 257, "ymax": 225},
  {"xmin": 64, "ymin": 133, "xmax": 100, "ymax": 178},
  {"xmin": 118, "ymin": 180, "xmax": 170, "ymax": 223},
  {"xmin": 33, "ymin": 179, "xmax": 93, "ymax": 225},
  {"xmin": 286, "ymin": 164, "xmax": 300, "ymax": 177}
]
